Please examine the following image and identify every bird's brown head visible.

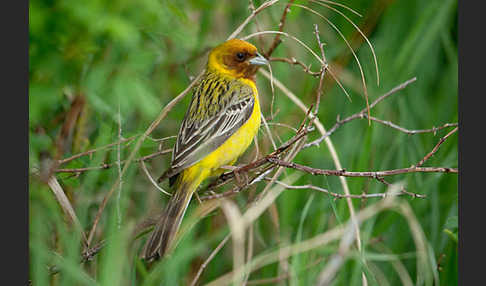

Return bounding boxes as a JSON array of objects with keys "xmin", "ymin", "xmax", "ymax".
[{"xmin": 207, "ymin": 39, "xmax": 268, "ymax": 79}]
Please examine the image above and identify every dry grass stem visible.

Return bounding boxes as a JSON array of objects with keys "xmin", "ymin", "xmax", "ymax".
[
  {"xmin": 86, "ymin": 72, "xmax": 204, "ymax": 247},
  {"xmin": 310, "ymin": 0, "xmax": 380, "ymax": 85},
  {"xmin": 292, "ymin": 3, "xmax": 371, "ymax": 124},
  {"xmin": 269, "ymin": 179, "xmax": 425, "ymax": 199},
  {"xmin": 190, "ymin": 235, "xmax": 231, "ymax": 286},
  {"xmin": 316, "ymin": 182, "xmax": 401, "ymax": 286},
  {"xmin": 245, "ymin": 30, "xmax": 352, "ymax": 100},
  {"xmin": 259, "ymin": 68, "xmax": 363, "ymax": 267},
  {"xmin": 317, "ymin": 0, "xmax": 363, "ymax": 17},
  {"xmin": 220, "ymin": 200, "xmax": 246, "ymax": 286},
  {"xmin": 47, "ymin": 176, "xmax": 87, "ymax": 245},
  {"xmin": 206, "ymin": 195, "xmax": 400, "ymax": 286},
  {"xmin": 116, "ymin": 101, "xmax": 123, "ymax": 227},
  {"xmin": 139, "ymin": 160, "xmax": 172, "ymax": 196}
]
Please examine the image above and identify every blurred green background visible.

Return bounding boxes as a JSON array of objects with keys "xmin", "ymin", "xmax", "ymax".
[{"xmin": 29, "ymin": 0, "xmax": 457, "ymax": 285}]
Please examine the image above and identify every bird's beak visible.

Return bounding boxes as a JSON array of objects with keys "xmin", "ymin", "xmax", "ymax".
[{"xmin": 249, "ymin": 53, "xmax": 268, "ymax": 66}]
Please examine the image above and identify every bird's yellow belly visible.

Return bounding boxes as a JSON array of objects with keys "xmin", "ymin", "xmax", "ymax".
[{"xmin": 181, "ymin": 95, "xmax": 261, "ymax": 184}]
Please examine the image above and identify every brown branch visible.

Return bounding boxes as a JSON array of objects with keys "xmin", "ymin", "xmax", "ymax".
[
  {"xmin": 201, "ymin": 128, "xmax": 457, "ymax": 200},
  {"xmin": 201, "ymin": 136, "xmax": 309, "ymax": 201},
  {"xmin": 374, "ymin": 176, "xmax": 426, "ymax": 199},
  {"xmin": 313, "ymin": 24, "xmax": 327, "ymax": 115},
  {"xmin": 416, "ymin": 127, "xmax": 458, "ymax": 167},
  {"xmin": 269, "ymin": 57, "xmax": 321, "ymax": 76},
  {"xmin": 55, "ymin": 94, "xmax": 86, "ymax": 157},
  {"xmin": 265, "ymin": 0, "xmax": 296, "ymax": 57},
  {"xmin": 248, "ymin": 0, "xmax": 267, "ymax": 51},
  {"xmin": 228, "ymin": 0, "xmax": 280, "ymax": 40},
  {"xmin": 200, "ymin": 164, "xmax": 278, "ymax": 201},
  {"xmin": 304, "ymin": 77, "xmax": 418, "ymax": 148},
  {"xmin": 204, "ymin": 124, "xmax": 312, "ymax": 191},
  {"xmin": 39, "ymin": 94, "xmax": 86, "ymax": 182},
  {"xmin": 367, "ymin": 117, "xmax": 458, "ymax": 135},
  {"xmin": 267, "ymin": 157, "xmax": 457, "ymax": 177},
  {"xmin": 81, "ymin": 240, "xmax": 106, "ymax": 262}
]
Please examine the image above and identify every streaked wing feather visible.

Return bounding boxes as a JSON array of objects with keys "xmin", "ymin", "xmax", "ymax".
[{"xmin": 162, "ymin": 80, "xmax": 255, "ymax": 180}]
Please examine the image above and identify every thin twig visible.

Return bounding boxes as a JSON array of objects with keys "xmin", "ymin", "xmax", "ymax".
[
  {"xmin": 367, "ymin": 117, "xmax": 458, "ymax": 135},
  {"xmin": 304, "ymin": 77, "xmax": 418, "ymax": 148},
  {"xmin": 415, "ymin": 127, "xmax": 458, "ymax": 167},
  {"xmin": 258, "ymin": 68, "xmax": 363, "ymax": 261},
  {"xmin": 139, "ymin": 160, "xmax": 172, "ymax": 196},
  {"xmin": 292, "ymin": 3, "xmax": 370, "ymax": 123},
  {"xmin": 47, "ymin": 176, "xmax": 88, "ymax": 246},
  {"xmin": 54, "ymin": 149, "xmax": 171, "ymax": 173},
  {"xmin": 313, "ymin": 24, "xmax": 328, "ymax": 114},
  {"xmin": 81, "ymin": 240, "xmax": 106, "ymax": 262},
  {"xmin": 190, "ymin": 234, "xmax": 231, "ymax": 286},
  {"xmin": 310, "ymin": 0, "xmax": 380, "ymax": 86},
  {"xmin": 116, "ymin": 101, "xmax": 123, "ymax": 228},
  {"xmin": 374, "ymin": 176, "xmax": 426, "ymax": 199},
  {"xmin": 269, "ymin": 178, "xmax": 426, "ymax": 199},
  {"xmin": 269, "ymin": 57, "xmax": 321, "ymax": 76},
  {"xmin": 204, "ymin": 126, "xmax": 312, "ymax": 192},
  {"xmin": 57, "ymin": 135, "xmax": 138, "ymax": 165},
  {"xmin": 85, "ymin": 72, "xmax": 203, "ymax": 247},
  {"xmin": 267, "ymin": 157, "xmax": 458, "ymax": 177},
  {"xmin": 228, "ymin": 0, "xmax": 280, "ymax": 40},
  {"xmin": 265, "ymin": 0, "xmax": 296, "ymax": 57}
]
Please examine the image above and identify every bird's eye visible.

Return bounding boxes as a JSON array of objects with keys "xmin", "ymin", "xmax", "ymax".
[{"xmin": 236, "ymin": 52, "xmax": 246, "ymax": 61}]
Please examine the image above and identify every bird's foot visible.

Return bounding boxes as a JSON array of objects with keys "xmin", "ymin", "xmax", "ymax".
[{"xmin": 220, "ymin": 165, "xmax": 249, "ymax": 188}]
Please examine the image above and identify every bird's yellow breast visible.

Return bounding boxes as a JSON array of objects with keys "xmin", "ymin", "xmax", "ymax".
[{"xmin": 180, "ymin": 78, "xmax": 261, "ymax": 185}]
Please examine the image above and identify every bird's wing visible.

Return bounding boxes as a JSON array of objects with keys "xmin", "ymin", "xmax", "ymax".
[{"xmin": 159, "ymin": 77, "xmax": 255, "ymax": 182}]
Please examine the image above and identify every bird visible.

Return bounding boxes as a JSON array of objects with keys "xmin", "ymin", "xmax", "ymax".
[{"xmin": 141, "ymin": 38, "xmax": 268, "ymax": 260}]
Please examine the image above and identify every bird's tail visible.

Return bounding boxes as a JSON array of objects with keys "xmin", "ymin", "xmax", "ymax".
[{"xmin": 141, "ymin": 178, "xmax": 197, "ymax": 261}]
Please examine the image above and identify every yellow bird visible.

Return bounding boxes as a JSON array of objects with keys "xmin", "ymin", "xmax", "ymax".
[{"xmin": 142, "ymin": 39, "xmax": 268, "ymax": 260}]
